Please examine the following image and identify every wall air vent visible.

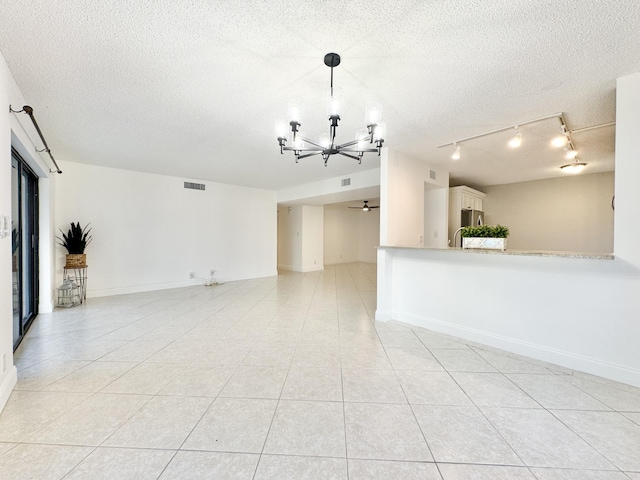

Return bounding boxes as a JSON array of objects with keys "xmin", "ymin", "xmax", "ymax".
[
  {"xmin": 341, "ymin": 178, "xmax": 351, "ymax": 187},
  {"xmin": 429, "ymin": 170, "xmax": 437, "ymax": 180},
  {"xmin": 184, "ymin": 182, "xmax": 205, "ymax": 191}
]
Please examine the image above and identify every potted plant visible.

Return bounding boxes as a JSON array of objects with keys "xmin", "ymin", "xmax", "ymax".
[
  {"xmin": 57, "ymin": 222, "xmax": 92, "ymax": 267},
  {"xmin": 461, "ymin": 224, "xmax": 509, "ymax": 251}
]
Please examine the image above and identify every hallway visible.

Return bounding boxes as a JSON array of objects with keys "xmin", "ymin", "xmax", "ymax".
[{"xmin": 1, "ymin": 263, "xmax": 639, "ymax": 479}]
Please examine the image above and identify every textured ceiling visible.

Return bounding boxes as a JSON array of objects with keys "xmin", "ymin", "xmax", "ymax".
[{"xmin": 1, "ymin": 0, "xmax": 639, "ymax": 190}]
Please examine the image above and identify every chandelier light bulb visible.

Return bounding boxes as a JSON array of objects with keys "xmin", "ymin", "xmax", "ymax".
[
  {"xmin": 373, "ymin": 122, "xmax": 386, "ymax": 141},
  {"xmin": 365, "ymin": 100, "xmax": 383, "ymax": 125},
  {"xmin": 328, "ymin": 98, "xmax": 340, "ymax": 116},
  {"xmin": 508, "ymin": 127, "xmax": 522, "ymax": 148},
  {"xmin": 287, "ymin": 100, "xmax": 303, "ymax": 123},
  {"xmin": 451, "ymin": 144, "xmax": 461, "ymax": 160},
  {"xmin": 355, "ymin": 129, "xmax": 368, "ymax": 151},
  {"xmin": 293, "ymin": 132, "xmax": 305, "ymax": 150},
  {"xmin": 274, "ymin": 118, "xmax": 288, "ymax": 139},
  {"xmin": 319, "ymin": 133, "xmax": 330, "ymax": 149},
  {"xmin": 326, "ymin": 86, "xmax": 343, "ymax": 117}
]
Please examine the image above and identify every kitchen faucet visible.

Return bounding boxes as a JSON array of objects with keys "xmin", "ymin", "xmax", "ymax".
[{"xmin": 453, "ymin": 227, "xmax": 465, "ymax": 248}]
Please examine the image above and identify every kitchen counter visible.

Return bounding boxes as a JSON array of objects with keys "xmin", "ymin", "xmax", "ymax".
[{"xmin": 377, "ymin": 245, "xmax": 614, "ymax": 260}]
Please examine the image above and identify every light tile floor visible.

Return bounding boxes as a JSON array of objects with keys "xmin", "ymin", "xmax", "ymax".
[{"xmin": 1, "ymin": 263, "xmax": 639, "ymax": 479}]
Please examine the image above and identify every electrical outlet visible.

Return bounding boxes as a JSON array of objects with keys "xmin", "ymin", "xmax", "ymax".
[
  {"xmin": 189, "ymin": 272, "xmax": 196, "ymax": 279},
  {"xmin": 210, "ymin": 270, "xmax": 215, "ymax": 276},
  {"xmin": 1, "ymin": 353, "xmax": 5, "ymax": 374}
]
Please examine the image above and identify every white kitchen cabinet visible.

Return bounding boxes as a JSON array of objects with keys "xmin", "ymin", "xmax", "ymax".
[
  {"xmin": 461, "ymin": 192, "xmax": 483, "ymax": 211},
  {"xmin": 448, "ymin": 186, "xmax": 486, "ymax": 247}
]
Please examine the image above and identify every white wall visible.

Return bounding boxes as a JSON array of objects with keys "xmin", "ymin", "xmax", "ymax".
[
  {"xmin": 380, "ymin": 149, "xmax": 449, "ymax": 246},
  {"xmin": 301, "ymin": 205, "xmax": 324, "ymax": 272},
  {"xmin": 55, "ymin": 161, "xmax": 277, "ymax": 296},
  {"xmin": 614, "ymin": 73, "xmax": 640, "ymax": 270},
  {"xmin": 378, "ymin": 248, "xmax": 640, "ymax": 386},
  {"xmin": 324, "ymin": 207, "xmax": 359, "ymax": 264},
  {"xmin": 376, "ymin": 72, "xmax": 640, "ymax": 388},
  {"xmin": 277, "ymin": 205, "xmax": 301, "ymax": 271},
  {"xmin": 483, "ymin": 172, "xmax": 614, "ymax": 253},
  {"xmin": 277, "ymin": 168, "xmax": 380, "ymax": 204},
  {"xmin": 277, "ymin": 204, "xmax": 324, "ymax": 272},
  {"xmin": 358, "ymin": 208, "xmax": 380, "ymax": 263},
  {"xmin": 424, "ymin": 185, "xmax": 448, "ymax": 248},
  {"xmin": 1, "ymin": 51, "xmax": 59, "ymax": 411},
  {"xmin": 0, "ymin": 51, "xmax": 15, "ymax": 413},
  {"xmin": 324, "ymin": 206, "xmax": 380, "ymax": 264}
]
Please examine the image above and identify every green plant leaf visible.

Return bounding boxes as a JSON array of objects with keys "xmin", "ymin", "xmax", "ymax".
[
  {"xmin": 460, "ymin": 224, "xmax": 510, "ymax": 238},
  {"xmin": 56, "ymin": 222, "xmax": 93, "ymax": 254}
]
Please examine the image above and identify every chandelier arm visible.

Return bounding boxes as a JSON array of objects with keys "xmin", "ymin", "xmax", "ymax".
[
  {"xmin": 300, "ymin": 138, "xmax": 325, "ymax": 149},
  {"xmin": 339, "ymin": 148, "xmax": 378, "ymax": 153},
  {"xmin": 283, "ymin": 147, "xmax": 323, "ymax": 153},
  {"xmin": 337, "ymin": 137, "xmax": 372, "ymax": 149},
  {"xmin": 338, "ymin": 152, "xmax": 362, "ymax": 161},
  {"xmin": 296, "ymin": 152, "xmax": 322, "ymax": 160}
]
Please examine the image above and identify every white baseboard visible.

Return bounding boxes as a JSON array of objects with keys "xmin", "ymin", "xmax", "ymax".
[
  {"xmin": 277, "ymin": 265, "xmax": 324, "ymax": 273},
  {"xmin": 38, "ymin": 299, "xmax": 54, "ymax": 314},
  {"xmin": 394, "ymin": 310, "xmax": 640, "ymax": 389},
  {"xmin": 300, "ymin": 266, "xmax": 324, "ymax": 273},
  {"xmin": 0, "ymin": 366, "xmax": 17, "ymax": 414},
  {"xmin": 87, "ymin": 271, "xmax": 279, "ymax": 298},
  {"xmin": 375, "ymin": 309, "xmax": 393, "ymax": 322},
  {"xmin": 88, "ymin": 280, "xmax": 200, "ymax": 298}
]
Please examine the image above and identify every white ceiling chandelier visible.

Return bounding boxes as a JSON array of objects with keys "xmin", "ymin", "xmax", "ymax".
[{"xmin": 275, "ymin": 53, "xmax": 385, "ymax": 166}]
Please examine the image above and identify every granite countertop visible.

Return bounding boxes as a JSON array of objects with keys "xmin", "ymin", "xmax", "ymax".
[{"xmin": 377, "ymin": 245, "xmax": 614, "ymax": 260}]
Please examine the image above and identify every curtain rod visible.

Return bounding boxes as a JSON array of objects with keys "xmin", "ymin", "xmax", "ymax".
[{"xmin": 9, "ymin": 104, "xmax": 62, "ymax": 174}]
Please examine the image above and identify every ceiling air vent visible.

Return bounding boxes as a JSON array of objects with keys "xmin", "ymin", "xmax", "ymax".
[
  {"xmin": 341, "ymin": 178, "xmax": 351, "ymax": 187},
  {"xmin": 184, "ymin": 181, "xmax": 205, "ymax": 191},
  {"xmin": 429, "ymin": 170, "xmax": 437, "ymax": 180}
]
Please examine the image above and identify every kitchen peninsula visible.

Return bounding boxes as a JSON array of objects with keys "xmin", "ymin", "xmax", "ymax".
[
  {"xmin": 375, "ymin": 72, "xmax": 640, "ymax": 389},
  {"xmin": 379, "ymin": 245, "xmax": 614, "ymax": 260}
]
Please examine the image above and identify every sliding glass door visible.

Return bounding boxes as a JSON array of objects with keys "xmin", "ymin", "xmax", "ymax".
[{"xmin": 11, "ymin": 149, "xmax": 39, "ymax": 349}]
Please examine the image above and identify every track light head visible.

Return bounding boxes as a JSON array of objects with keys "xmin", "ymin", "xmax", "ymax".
[
  {"xmin": 560, "ymin": 160, "xmax": 587, "ymax": 173},
  {"xmin": 508, "ymin": 127, "xmax": 522, "ymax": 148},
  {"xmin": 451, "ymin": 144, "xmax": 461, "ymax": 160},
  {"xmin": 551, "ymin": 134, "xmax": 568, "ymax": 148},
  {"xmin": 564, "ymin": 147, "xmax": 578, "ymax": 159}
]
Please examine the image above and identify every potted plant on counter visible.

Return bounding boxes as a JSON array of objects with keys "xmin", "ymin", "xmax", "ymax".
[
  {"xmin": 57, "ymin": 222, "xmax": 92, "ymax": 267},
  {"xmin": 461, "ymin": 224, "xmax": 509, "ymax": 251}
]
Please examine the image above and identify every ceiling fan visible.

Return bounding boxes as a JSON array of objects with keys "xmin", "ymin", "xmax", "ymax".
[{"xmin": 348, "ymin": 200, "xmax": 379, "ymax": 212}]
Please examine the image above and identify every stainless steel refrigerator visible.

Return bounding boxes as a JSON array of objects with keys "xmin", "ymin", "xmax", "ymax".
[{"xmin": 461, "ymin": 209, "xmax": 484, "ymax": 228}]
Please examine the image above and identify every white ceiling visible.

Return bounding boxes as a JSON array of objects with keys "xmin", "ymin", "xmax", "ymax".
[{"xmin": 1, "ymin": 1, "xmax": 638, "ymax": 191}]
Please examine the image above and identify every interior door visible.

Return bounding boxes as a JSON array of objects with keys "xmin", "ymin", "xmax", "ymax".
[{"xmin": 11, "ymin": 149, "xmax": 39, "ymax": 349}]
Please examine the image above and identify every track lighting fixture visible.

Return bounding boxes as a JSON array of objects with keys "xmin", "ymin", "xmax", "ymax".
[
  {"xmin": 551, "ymin": 135, "xmax": 568, "ymax": 148},
  {"xmin": 507, "ymin": 126, "xmax": 522, "ymax": 148},
  {"xmin": 551, "ymin": 128, "xmax": 569, "ymax": 148},
  {"xmin": 451, "ymin": 144, "xmax": 461, "ymax": 160},
  {"xmin": 560, "ymin": 160, "xmax": 587, "ymax": 173},
  {"xmin": 564, "ymin": 147, "xmax": 578, "ymax": 159},
  {"xmin": 435, "ymin": 113, "xmax": 613, "ymax": 175}
]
